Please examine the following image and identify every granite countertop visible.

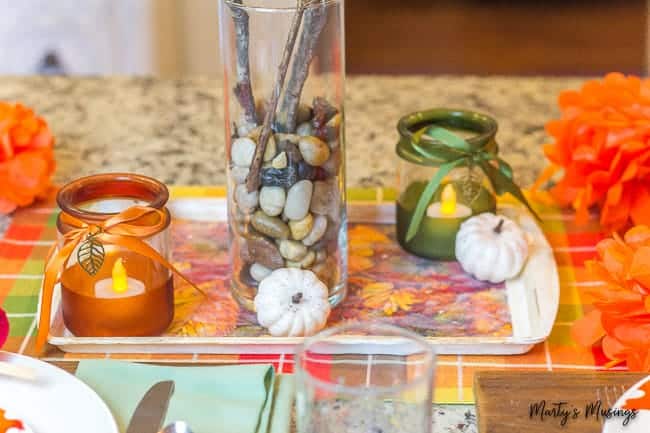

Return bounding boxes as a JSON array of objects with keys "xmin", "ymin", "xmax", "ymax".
[
  {"xmin": 0, "ymin": 75, "xmax": 586, "ymax": 433},
  {"xmin": 0, "ymin": 75, "xmax": 585, "ymax": 188}
]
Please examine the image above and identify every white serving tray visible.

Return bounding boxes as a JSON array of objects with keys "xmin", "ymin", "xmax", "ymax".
[{"xmin": 45, "ymin": 198, "xmax": 559, "ymax": 356}]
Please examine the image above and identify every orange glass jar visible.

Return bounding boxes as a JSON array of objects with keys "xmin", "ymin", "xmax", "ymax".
[{"xmin": 56, "ymin": 173, "xmax": 173, "ymax": 337}]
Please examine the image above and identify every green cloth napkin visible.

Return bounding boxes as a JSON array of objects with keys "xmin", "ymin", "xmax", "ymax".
[{"xmin": 76, "ymin": 360, "xmax": 293, "ymax": 433}]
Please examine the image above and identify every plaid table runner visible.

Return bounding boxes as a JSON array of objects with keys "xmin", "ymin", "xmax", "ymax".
[{"xmin": 0, "ymin": 187, "xmax": 615, "ymax": 404}]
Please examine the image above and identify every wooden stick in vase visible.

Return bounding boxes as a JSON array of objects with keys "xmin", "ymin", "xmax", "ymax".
[
  {"xmin": 276, "ymin": 1, "xmax": 328, "ymax": 133},
  {"xmin": 229, "ymin": 0, "xmax": 257, "ymax": 125},
  {"xmin": 246, "ymin": 0, "xmax": 309, "ymax": 192}
]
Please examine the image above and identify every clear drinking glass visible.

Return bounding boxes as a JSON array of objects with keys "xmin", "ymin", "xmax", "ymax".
[
  {"xmin": 218, "ymin": 0, "xmax": 347, "ymax": 311},
  {"xmin": 295, "ymin": 323, "xmax": 436, "ymax": 433}
]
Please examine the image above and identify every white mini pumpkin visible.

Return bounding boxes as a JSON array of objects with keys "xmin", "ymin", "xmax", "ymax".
[
  {"xmin": 455, "ymin": 213, "xmax": 529, "ymax": 283},
  {"xmin": 254, "ymin": 268, "xmax": 331, "ymax": 337}
]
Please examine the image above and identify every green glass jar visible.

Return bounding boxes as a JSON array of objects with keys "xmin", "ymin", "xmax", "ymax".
[{"xmin": 395, "ymin": 109, "xmax": 499, "ymax": 260}]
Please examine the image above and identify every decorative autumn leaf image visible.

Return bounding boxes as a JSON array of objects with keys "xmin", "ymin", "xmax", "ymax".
[
  {"xmin": 0, "ymin": 409, "xmax": 23, "ymax": 433},
  {"xmin": 352, "ymin": 247, "xmax": 374, "ymax": 257},
  {"xmin": 384, "ymin": 292, "xmax": 415, "ymax": 316},
  {"xmin": 347, "ymin": 225, "xmax": 388, "ymax": 271},
  {"xmin": 168, "ymin": 280, "xmax": 239, "ymax": 337},
  {"xmin": 361, "ymin": 282, "xmax": 415, "ymax": 316},
  {"xmin": 170, "ymin": 282, "xmax": 207, "ymax": 323},
  {"xmin": 76, "ymin": 236, "xmax": 105, "ymax": 276},
  {"xmin": 348, "ymin": 225, "xmax": 391, "ymax": 244},
  {"xmin": 360, "ymin": 282, "xmax": 393, "ymax": 307},
  {"xmin": 171, "ymin": 320, "xmax": 219, "ymax": 338},
  {"xmin": 348, "ymin": 255, "xmax": 374, "ymax": 273}
]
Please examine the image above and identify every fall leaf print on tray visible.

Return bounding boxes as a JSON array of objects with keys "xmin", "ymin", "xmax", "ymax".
[
  {"xmin": 168, "ymin": 220, "xmax": 238, "ymax": 337},
  {"xmin": 361, "ymin": 282, "xmax": 416, "ymax": 316},
  {"xmin": 164, "ymin": 220, "xmax": 512, "ymax": 338}
]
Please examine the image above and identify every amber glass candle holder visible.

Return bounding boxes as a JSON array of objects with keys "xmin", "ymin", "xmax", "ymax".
[{"xmin": 56, "ymin": 173, "xmax": 173, "ymax": 337}]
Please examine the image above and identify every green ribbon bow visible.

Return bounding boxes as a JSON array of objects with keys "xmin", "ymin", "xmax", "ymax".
[{"xmin": 405, "ymin": 127, "xmax": 540, "ymax": 242}]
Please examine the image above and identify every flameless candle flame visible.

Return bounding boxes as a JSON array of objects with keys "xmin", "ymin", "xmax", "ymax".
[
  {"xmin": 112, "ymin": 258, "xmax": 128, "ymax": 293},
  {"xmin": 440, "ymin": 184, "xmax": 457, "ymax": 216}
]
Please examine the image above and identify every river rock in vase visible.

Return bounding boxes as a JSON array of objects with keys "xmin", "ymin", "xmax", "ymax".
[{"xmin": 228, "ymin": 100, "xmax": 346, "ymax": 311}]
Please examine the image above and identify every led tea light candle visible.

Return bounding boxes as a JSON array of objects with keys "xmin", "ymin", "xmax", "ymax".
[
  {"xmin": 398, "ymin": 179, "xmax": 490, "ymax": 260},
  {"xmin": 110, "ymin": 258, "xmax": 130, "ymax": 293},
  {"xmin": 59, "ymin": 249, "xmax": 173, "ymax": 338},
  {"xmin": 93, "ymin": 258, "xmax": 145, "ymax": 298},
  {"xmin": 425, "ymin": 184, "xmax": 471, "ymax": 219}
]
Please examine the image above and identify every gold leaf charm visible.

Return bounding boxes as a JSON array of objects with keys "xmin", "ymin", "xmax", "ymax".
[
  {"xmin": 77, "ymin": 235, "xmax": 105, "ymax": 276},
  {"xmin": 456, "ymin": 165, "xmax": 482, "ymax": 205}
]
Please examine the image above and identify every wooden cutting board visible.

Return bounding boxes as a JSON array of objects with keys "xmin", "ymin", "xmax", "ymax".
[{"xmin": 474, "ymin": 371, "xmax": 647, "ymax": 433}]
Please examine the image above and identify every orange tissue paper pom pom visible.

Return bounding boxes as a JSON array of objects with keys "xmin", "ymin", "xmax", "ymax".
[
  {"xmin": 572, "ymin": 225, "xmax": 650, "ymax": 371},
  {"xmin": 535, "ymin": 73, "xmax": 650, "ymax": 232},
  {"xmin": 0, "ymin": 102, "xmax": 55, "ymax": 214}
]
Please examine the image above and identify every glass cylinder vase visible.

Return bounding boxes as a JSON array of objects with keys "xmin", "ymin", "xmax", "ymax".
[
  {"xmin": 395, "ymin": 109, "xmax": 499, "ymax": 260},
  {"xmin": 219, "ymin": 0, "xmax": 347, "ymax": 311}
]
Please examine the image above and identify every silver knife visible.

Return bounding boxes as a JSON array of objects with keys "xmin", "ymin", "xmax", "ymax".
[{"xmin": 126, "ymin": 380, "xmax": 175, "ymax": 433}]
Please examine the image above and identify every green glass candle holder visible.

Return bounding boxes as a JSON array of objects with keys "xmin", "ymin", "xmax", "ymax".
[{"xmin": 395, "ymin": 109, "xmax": 499, "ymax": 260}]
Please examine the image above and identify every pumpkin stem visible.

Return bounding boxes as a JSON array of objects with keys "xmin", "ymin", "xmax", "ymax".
[
  {"xmin": 292, "ymin": 292, "xmax": 303, "ymax": 304},
  {"xmin": 494, "ymin": 218, "xmax": 505, "ymax": 234}
]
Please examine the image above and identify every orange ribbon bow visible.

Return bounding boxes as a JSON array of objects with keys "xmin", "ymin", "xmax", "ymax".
[{"xmin": 36, "ymin": 206, "xmax": 203, "ymax": 353}]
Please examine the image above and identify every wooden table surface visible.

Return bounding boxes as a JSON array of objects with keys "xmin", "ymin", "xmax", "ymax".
[{"xmin": 50, "ymin": 360, "xmax": 85, "ymax": 374}]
